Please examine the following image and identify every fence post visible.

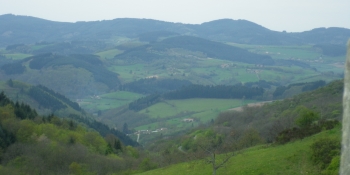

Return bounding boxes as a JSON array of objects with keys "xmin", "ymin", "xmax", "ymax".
[{"xmin": 341, "ymin": 39, "xmax": 350, "ymax": 174}]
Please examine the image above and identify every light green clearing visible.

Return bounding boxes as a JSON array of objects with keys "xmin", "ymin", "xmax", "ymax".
[
  {"xmin": 139, "ymin": 98, "xmax": 250, "ymax": 119},
  {"xmin": 79, "ymin": 91, "xmax": 143, "ymax": 112},
  {"xmin": 4, "ymin": 53, "xmax": 32, "ymax": 60},
  {"xmin": 95, "ymin": 49, "xmax": 123, "ymax": 59},
  {"xmin": 228, "ymin": 43, "xmax": 320, "ymax": 60},
  {"xmin": 138, "ymin": 126, "xmax": 340, "ymax": 175},
  {"xmin": 135, "ymin": 99, "xmax": 256, "ymax": 131}
]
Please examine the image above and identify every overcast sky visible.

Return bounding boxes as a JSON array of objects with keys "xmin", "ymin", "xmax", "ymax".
[{"xmin": 1, "ymin": 0, "xmax": 349, "ymax": 32}]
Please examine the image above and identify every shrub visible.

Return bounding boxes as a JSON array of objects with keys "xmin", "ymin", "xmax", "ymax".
[{"xmin": 310, "ymin": 138, "xmax": 340, "ymax": 169}]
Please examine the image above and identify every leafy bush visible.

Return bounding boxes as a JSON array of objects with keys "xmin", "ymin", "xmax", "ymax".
[
  {"xmin": 295, "ymin": 106, "xmax": 320, "ymax": 128},
  {"xmin": 310, "ymin": 137, "xmax": 340, "ymax": 169},
  {"xmin": 275, "ymin": 120, "xmax": 339, "ymax": 144}
]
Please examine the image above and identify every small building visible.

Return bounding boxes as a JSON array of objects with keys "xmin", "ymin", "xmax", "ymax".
[{"xmin": 182, "ymin": 118, "xmax": 194, "ymax": 122}]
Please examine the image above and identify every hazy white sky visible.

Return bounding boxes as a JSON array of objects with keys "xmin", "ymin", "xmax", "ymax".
[{"xmin": 0, "ymin": 0, "xmax": 349, "ymax": 32}]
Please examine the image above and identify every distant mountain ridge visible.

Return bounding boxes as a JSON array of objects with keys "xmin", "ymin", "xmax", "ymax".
[{"xmin": 1, "ymin": 14, "xmax": 349, "ymax": 46}]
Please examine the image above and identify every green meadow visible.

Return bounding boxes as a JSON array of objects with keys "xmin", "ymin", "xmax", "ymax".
[
  {"xmin": 96, "ymin": 49, "xmax": 123, "ymax": 59},
  {"xmin": 134, "ymin": 98, "xmax": 256, "ymax": 131},
  {"xmin": 138, "ymin": 126, "xmax": 340, "ymax": 175},
  {"xmin": 4, "ymin": 53, "xmax": 32, "ymax": 60},
  {"xmin": 79, "ymin": 91, "xmax": 143, "ymax": 112},
  {"xmin": 139, "ymin": 98, "xmax": 250, "ymax": 118}
]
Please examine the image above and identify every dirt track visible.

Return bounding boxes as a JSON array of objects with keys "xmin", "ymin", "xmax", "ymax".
[{"xmin": 229, "ymin": 101, "xmax": 272, "ymax": 112}]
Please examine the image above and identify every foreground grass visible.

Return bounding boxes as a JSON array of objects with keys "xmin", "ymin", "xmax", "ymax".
[{"xmin": 138, "ymin": 126, "xmax": 340, "ymax": 175}]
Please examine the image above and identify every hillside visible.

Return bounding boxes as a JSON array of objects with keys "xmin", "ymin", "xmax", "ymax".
[
  {"xmin": 0, "ymin": 53, "xmax": 121, "ymax": 98},
  {"xmin": 138, "ymin": 126, "xmax": 340, "ymax": 175},
  {"xmin": 0, "ymin": 91, "xmax": 146, "ymax": 174},
  {"xmin": 1, "ymin": 14, "xmax": 350, "ymax": 46},
  {"xmin": 115, "ymin": 35, "xmax": 274, "ymax": 65},
  {"xmin": 0, "ymin": 80, "xmax": 137, "ymax": 146},
  {"xmin": 134, "ymin": 79, "xmax": 343, "ymax": 174}
]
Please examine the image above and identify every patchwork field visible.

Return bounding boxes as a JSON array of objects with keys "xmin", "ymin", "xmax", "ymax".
[
  {"xmin": 78, "ymin": 91, "xmax": 143, "ymax": 113},
  {"xmin": 134, "ymin": 98, "xmax": 256, "ymax": 131}
]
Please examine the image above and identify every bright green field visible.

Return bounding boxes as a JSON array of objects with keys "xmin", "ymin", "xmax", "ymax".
[
  {"xmin": 139, "ymin": 98, "xmax": 251, "ymax": 118},
  {"xmin": 79, "ymin": 91, "xmax": 143, "ymax": 112},
  {"xmin": 96, "ymin": 49, "xmax": 123, "ymax": 59},
  {"xmin": 134, "ymin": 99, "xmax": 255, "ymax": 131},
  {"xmin": 137, "ymin": 126, "xmax": 340, "ymax": 175},
  {"xmin": 4, "ymin": 53, "xmax": 32, "ymax": 60}
]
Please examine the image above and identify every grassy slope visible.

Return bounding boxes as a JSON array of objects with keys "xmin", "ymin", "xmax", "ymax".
[
  {"xmin": 134, "ymin": 98, "xmax": 256, "ymax": 131},
  {"xmin": 138, "ymin": 126, "xmax": 340, "ymax": 175},
  {"xmin": 95, "ymin": 49, "xmax": 123, "ymax": 59},
  {"xmin": 79, "ymin": 91, "xmax": 143, "ymax": 113}
]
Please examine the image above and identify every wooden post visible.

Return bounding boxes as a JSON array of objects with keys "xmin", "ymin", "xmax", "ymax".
[{"xmin": 341, "ymin": 39, "xmax": 350, "ymax": 174}]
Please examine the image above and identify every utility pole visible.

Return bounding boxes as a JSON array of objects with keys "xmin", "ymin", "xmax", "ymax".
[{"xmin": 341, "ymin": 40, "xmax": 350, "ymax": 175}]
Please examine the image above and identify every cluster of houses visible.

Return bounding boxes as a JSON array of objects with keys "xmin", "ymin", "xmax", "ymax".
[
  {"xmin": 134, "ymin": 118, "xmax": 195, "ymax": 135},
  {"xmin": 245, "ymin": 69, "xmax": 263, "ymax": 74},
  {"xmin": 135, "ymin": 128, "xmax": 168, "ymax": 135}
]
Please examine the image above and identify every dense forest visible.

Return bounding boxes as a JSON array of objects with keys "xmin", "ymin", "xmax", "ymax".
[
  {"xmin": 0, "ymin": 92, "xmax": 151, "ymax": 174},
  {"xmin": 115, "ymin": 36, "xmax": 275, "ymax": 65}
]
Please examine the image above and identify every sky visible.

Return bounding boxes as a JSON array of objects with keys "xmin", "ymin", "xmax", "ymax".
[{"xmin": 0, "ymin": 0, "xmax": 349, "ymax": 32}]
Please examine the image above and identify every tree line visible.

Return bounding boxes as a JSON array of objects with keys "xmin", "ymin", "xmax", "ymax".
[{"xmin": 128, "ymin": 84, "xmax": 264, "ymax": 111}]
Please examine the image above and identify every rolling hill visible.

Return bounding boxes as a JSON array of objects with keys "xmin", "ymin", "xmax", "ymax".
[
  {"xmin": 1, "ymin": 14, "xmax": 350, "ymax": 46},
  {"xmin": 0, "ymin": 53, "xmax": 121, "ymax": 98}
]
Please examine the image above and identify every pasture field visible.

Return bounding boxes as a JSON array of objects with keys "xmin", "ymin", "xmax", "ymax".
[
  {"xmin": 4, "ymin": 53, "xmax": 32, "ymax": 60},
  {"xmin": 108, "ymin": 46, "xmax": 343, "ymax": 87},
  {"xmin": 79, "ymin": 91, "xmax": 143, "ymax": 113},
  {"xmin": 96, "ymin": 49, "xmax": 123, "ymax": 59},
  {"xmin": 138, "ymin": 125, "xmax": 340, "ymax": 175},
  {"xmin": 228, "ymin": 43, "xmax": 320, "ymax": 60},
  {"xmin": 134, "ymin": 98, "xmax": 256, "ymax": 133},
  {"xmin": 139, "ymin": 98, "xmax": 251, "ymax": 119}
]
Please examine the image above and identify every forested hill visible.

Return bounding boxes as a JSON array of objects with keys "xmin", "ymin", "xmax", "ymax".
[
  {"xmin": 1, "ymin": 14, "xmax": 350, "ymax": 46},
  {"xmin": 0, "ymin": 92, "xmax": 144, "ymax": 174},
  {"xmin": 115, "ymin": 35, "xmax": 274, "ymax": 64},
  {"xmin": 0, "ymin": 80, "xmax": 137, "ymax": 146},
  {"xmin": 1, "ymin": 53, "xmax": 121, "ymax": 98}
]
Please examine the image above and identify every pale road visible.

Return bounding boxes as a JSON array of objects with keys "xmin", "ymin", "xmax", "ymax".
[{"xmin": 229, "ymin": 101, "xmax": 272, "ymax": 112}]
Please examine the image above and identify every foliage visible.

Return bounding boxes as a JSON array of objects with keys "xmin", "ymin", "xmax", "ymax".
[
  {"xmin": 68, "ymin": 114, "xmax": 138, "ymax": 146},
  {"xmin": 116, "ymin": 35, "xmax": 275, "ymax": 65},
  {"xmin": 139, "ymin": 126, "xmax": 341, "ymax": 175},
  {"xmin": 128, "ymin": 94, "xmax": 161, "ymax": 111},
  {"xmin": 215, "ymin": 80, "xmax": 342, "ymax": 143},
  {"xmin": 35, "ymin": 85, "xmax": 82, "ymax": 112},
  {"xmin": 0, "ymin": 92, "xmax": 146, "ymax": 174},
  {"xmin": 28, "ymin": 86, "xmax": 67, "ymax": 111},
  {"xmin": 313, "ymin": 44, "xmax": 346, "ymax": 57},
  {"xmin": 25, "ymin": 53, "xmax": 120, "ymax": 89},
  {"xmin": 295, "ymin": 106, "xmax": 320, "ymax": 128},
  {"xmin": 0, "ymin": 62, "xmax": 25, "ymax": 75},
  {"xmin": 310, "ymin": 137, "xmax": 340, "ymax": 169},
  {"xmin": 273, "ymin": 80, "xmax": 326, "ymax": 98},
  {"xmin": 137, "ymin": 31, "xmax": 179, "ymax": 42},
  {"xmin": 140, "ymin": 158, "xmax": 158, "ymax": 171},
  {"xmin": 275, "ymin": 120, "xmax": 339, "ymax": 144},
  {"xmin": 322, "ymin": 155, "xmax": 340, "ymax": 175}
]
